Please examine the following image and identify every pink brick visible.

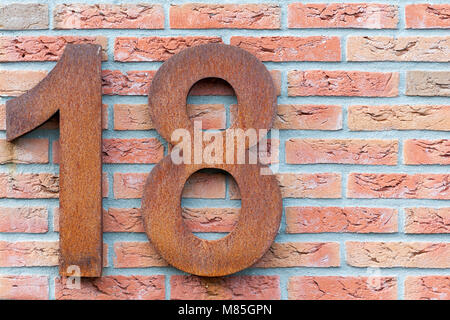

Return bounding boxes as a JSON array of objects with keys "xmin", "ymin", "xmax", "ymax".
[
  {"xmin": 405, "ymin": 208, "xmax": 450, "ymax": 234},
  {"xmin": 0, "ymin": 70, "xmax": 47, "ymax": 97},
  {"xmin": 0, "ymin": 207, "xmax": 48, "ymax": 233},
  {"xmin": 114, "ymin": 242, "xmax": 167, "ymax": 268},
  {"xmin": 0, "ymin": 276, "xmax": 48, "ymax": 300},
  {"xmin": 274, "ymin": 104, "xmax": 342, "ymax": 130},
  {"xmin": 405, "ymin": 276, "xmax": 450, "ymax": 300},
  {"xmin": 0, "ymin": 138, "xmax": 48, "ymax": 164},
  {"xmin": 404, "ymin": 139, "xmax": 450, "ymax": 165},
  {"xmin": 405, "ymin": 4, "xmax": 450, "ymax": 29},
  {"xmin": 0, "ymin": 241, "xmax": 59, "ymax": 266}
]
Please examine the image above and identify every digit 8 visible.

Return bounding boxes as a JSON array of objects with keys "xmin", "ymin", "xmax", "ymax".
[{"xmin": 141, "ymin": 44, "xmax": 282, "ymax": 277}]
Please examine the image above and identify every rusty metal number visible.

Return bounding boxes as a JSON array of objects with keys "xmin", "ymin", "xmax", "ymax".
[
  {"xmin": 142, "ymin": 44, "xmax": 282, "ymax": 276},
  {"xmin": 6, "ymin": 44, "xmax": 103, "ymax": 277}
]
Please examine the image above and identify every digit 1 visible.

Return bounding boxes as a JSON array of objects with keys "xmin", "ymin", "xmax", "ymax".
[{"xmin": 6, "ymin": 44, "xmax": 103, "ymax": 277}]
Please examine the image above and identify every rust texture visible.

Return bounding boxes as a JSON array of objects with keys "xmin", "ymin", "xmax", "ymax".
[
  {"xmin": 6, "ymin": 44, "xmax": 103, "ymax": 277},
  {"xmin": 142, "ymin": 43, "xmax": 282, "ymax": 276}
]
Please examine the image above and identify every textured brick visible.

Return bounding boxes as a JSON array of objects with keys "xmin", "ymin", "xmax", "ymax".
[
  {"xmin": 288, "ymin": 276, "xmax": 397, "ymax": 300},
  {"xmin": 114, "ymin": 104, "xmax": 226, "ymax": 130},
  {"xmin": 230, "ymin": 36, "xmax": 340, "ymax": 61},
  {"xmin": 114, "ymin": 242, "xmax": 167, "ymax": 268},
  {"xmin": 406, "ymin": 71, "xmax": 450, "ymax": 96},
  {"xmin": 274, "ymin": 105, "xmax": 342, "ymax": 130},
  {"xmin": 0, "ymin": 138, "xmax": 48, "ymax": 164},
  {"xmin": 288, "ymin": 3, "xmax": 398, "ymax": 29},
  {"xmin": 0, "ymin": 4, "xmax": 48, "ymax": 30},
  {"xmin": 0, "ymin": 207, "xmax": 48, "ymax": 233},
  {"xmin": 55, "ymin": 275, "xmax": 165, "ymax": 300},
  {"xmin": 286, "ymin": 207, "xmax": 397, "ymax": 233},
  {"xmin": 182, "ymin": 207, "xmax": 239, "ymax": 233},
  {"xmin": 347, "ymin": 36, "xmax": 450, "ymax": 62},
  {"xmin": 54, "ymin": 4, "xmax": 164, "ymax": 29},
  {"xmin": 171, "ymin": 275, "xmax": 280, "ymax": 300},
  {"xmin": 288, "ymin": 70, "xmax": 399, "ymax": 97},
  {"xmin": 0, "ymin": 70, "xmax": 46, "ymax": 97},
  {"xmin": 347, "ymin": 173, "xmax": 450, "ymax": 199},
  {"xmin": 114, "ymin": 172, "xmax": 226, "ymax": 199},
  {"xmin": 405, "ymin": 4, "xmax": 450, "ymax": 29},
  {"xmin": 286, "ymin": 139, "xmax": 398, "ymax": 165},
  {"xmin": 0, "ymin": 36, "xmax": 108, "ymax": 61},
  {"xmin": 0, "ymin": 241, "xmax": 59, "ymax": 267},
  {"xmin": 170, "ymin": 4, "xmax": 280, "ymax": 29},
  {"xmin": 275, "ymin": 173, "xmax": 341, "ymax": 199},
  {"xmin": 115, "ymin": 37, "xmax": 222, "ymax": 62},
  {"xmin": 346, "ymin": 242, "xmax": 450, "ymax": 268},
  {"xmin": 0, "ymin": 276, "xmax": 48, "ymax": 300},
  {"xmin": 0, "ymin": 174, "xmax": 7, "ymax": 198},
  {"xmin": 0, "ymin": 104, "xmax": 5, "ymax": 130},
  {"xmin": 405, "ymin": 208, "xmax": 450, "ymax": 234},
  {"xmin": 404, "ymin": 139, "xmax": 450, "ymax": 165},
  {"xmin": 254, "ymin": 242, "xmax": 340, "ymax": 268},
  {"xmin": 348, "ymin": 105, "xmax": 450, "ymax": 131},
  {"xmin": 405, "ymin": 276, "xmax": 450, "ymax": 300}
]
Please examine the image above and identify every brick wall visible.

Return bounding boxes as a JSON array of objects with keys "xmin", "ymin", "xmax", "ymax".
[{"xmin": 0, "ymin": 0, "xmax": 449, "ymax": 300}]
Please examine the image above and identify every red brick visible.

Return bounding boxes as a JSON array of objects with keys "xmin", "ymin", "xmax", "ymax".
[
  {"xmin": 404, "ymin": 139, "xmax": 450, "ymax": 165},
  {"xmin": 0, "ymin": 207, "xmax": 48, "ymax": 233},
  {"xmin": 0, "ymin": 70, "xmax": 47, "ymax": 97},
  {"xmin": 114, "ymin": 103, "xmax": 226, "ymax": 130},
  {"xmin": 286, "ymin": 139, "xmax": 398, "ymax": 165},
  {"xmin": 288, "ymin": 70, "xmax": 399, "ymax": 97},
  {"xmin": 171, "ymin": 275, "xmax": 280, "ymax": 300},
  {"xmin": 115, "ymin": 37, "xmax": 222, "ymax": 62},
  {"xmin": 346, "ymin": 242, "xmax": 450, "ymax": 268},
  {"xmin": 0, "ymin": 36, "xmax": 108, "ymax": 61},
  {"xmin": 405, "ymin": 4, "xmax": 450, "ymax": 29},
  {"xmin": 114, "ymin": 242, "xmax": 167, "ymax": 268},
  {"xmin": 0, "ymin": 138, "xmax": 48, "ymax": 164},
  {"xmin": 0, "ymin": 173, "xmax": 7, "ymax": 198},
  {"xmin": 0, "ymin": 241, "xmax": 59, "ymax": 266},
  {"xmin": 347, "ymin": 173, "xmax": 450, "ymax": 199},
  {"xmin": 405, "ymin": 276, "xmax": 450, "ymax": 300},
  {"xmin": 54, "ymin": 4, "xmax": 164, "ymax": 29},
  {"xmin": 286, "ymin": 207, "xmax": 397, "ymax": 233},
  {"xmin": 0, "ymin": 276, "xmax": 48, "ymax": 300},
  {"xmin": 348, "ymin": 105, "xmax": 450, "ymax": 131},
  {"xmin": 230, "ymin": 36, "xmax": 340, "ymax": 61},
  {"xmin": 274, "ymin": 104, "xmax": 342, "ymax": 130},
  {"xmin": 113, "ymin": 172, "xmax": 226, "ymax": 199},
  {"xmin": 55, "ymin": 275, "xmax": 165, "ymax": 300},
  {"xmin": 288, "ymin": 3, "xmax": 398, "ymax": 29},
  {"xmin": 288, "ymin": 276, "xmax": 397, "ymax": 300},
  {"xmin": 170, "ymin": 4, "xmax": 280, "ymax": 29},
  {"xmin": 254, "ymin": 242, "xmax": 339, "ymax": 268},
  {"xmin": 405, "ymin": 208, "xmax": 450, "ymax": 234},
  {"xmin": 0, "ymin": 104, "xmax": 5, "ymax": 130}
]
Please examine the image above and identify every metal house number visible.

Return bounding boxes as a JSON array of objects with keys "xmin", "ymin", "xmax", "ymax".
[{"xmin": 6, "ymin": 43, "xmax": 282, "ymax": 277}]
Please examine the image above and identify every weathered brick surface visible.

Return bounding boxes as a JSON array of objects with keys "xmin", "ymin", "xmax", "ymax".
[
  {"xmin": 288, "ymin": 70, "xmax": 399, "ymax": 97},
  {"xmin": 0, "ymin": 276, "xmax": 48, "ymax": 300},
  {"xmin": 405, "ymin": 4, "xmax": 450, "ymax": 29},
  {"xmin": 288, "ymin": 3, "xmax": 398, "ymax": 29},
  {"xmin": 0, "ymin": 104, "xmax": 5, "ymax": 130},
  {"xmin": 405, "ymin": 276, "xmax": 450, "ymax": 300},
  {"xmin": 230, "ymin": 36, "xmax": 340, "ymax": 61},
  {"xmin": 55, "ymin": 275, "xmax": 165, "ymax": 300},
  {"xmin": 275, "ymin": 173, "xmax": 341, "ymax": 199},
  {"xmin": 0, "ymin": 241, "xmax": 59, "ymax": 267},
  {"xmin": 0, "ymin": 207, "xmax": 48, "ymax": 233},
  {"xmin": 0, "ymin": 70, "xmax": 47, "ymax": 96},
  {"xmin": 0, "ymin": 138, "xmax": 48, "ymax": 164},
  {"xmin": 114, "ymin": 37, "xmax": 222, "ymax": 62},
  {"xmin": 348, "ymin": 105, "xmax": 450, "ymax": 131},
  {"xmin": 285, "ymin": 139, "xmax": 398, "ymax": 165},
  {"xmin": 405, "ymin": 208, "xmax": 450, "ymax": 234},
  {"xmin": 274, "ymin": 105, "xmax": 342, "ymax": 130},
  {"xmin": 406, "ymin": 71, "xmax": 450, "ymax": 96},
  {"xmin": 0, "ymin": 36, "xmax": 108, "ymax": 61},
  {"xmin": 347, "ymin": 36, "xmax": 450, "ymax": 62},
  {"xmin": 346, "ymin": 242, "xmax": 450, "ymax": 268},
  {"xmin": 286, "ymin": 207, "xmax": 397, "ymax": 233},
  {"xmin": 54, "ymin": 4, "xmax": 164, "ymax": 29},
  {"xmin": 102, "ymin": 139, "xmax": 163, "ymax": 164},
  {"xmin": 170, "ymin": 4, "xmax": 280, "ymax": 29},
  {"xmin": 171, "ymin": 275, "xmax": 280, "ymax": 300},
  {"xmin": 0, "ymin": 4, "xmax": 48, "ymax": 30},
  {"xmin": 404, "ymin": 139, "xmax": 450, "ymax": 165},
  {"xmin": 114, "ymin": 242, "xmax": 167, "ymax": 268},
  {"xmin": 289, "ymin": 276, "xmax": 397, "ymax": 300},
  {"xmin": 347, "ymin": 173, "xmax": 450, "ymax": 199}
]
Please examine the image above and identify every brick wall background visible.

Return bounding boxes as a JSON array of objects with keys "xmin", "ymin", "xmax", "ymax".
[{"xmin": 0, "ymin": 0, "xmax": 449, "ymax": 300}]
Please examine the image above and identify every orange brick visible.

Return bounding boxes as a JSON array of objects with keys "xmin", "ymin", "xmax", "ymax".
[
  {"xmin": 0, "ymin": 104, "xmax": 5, "ymax": 130},
  {"xmin": 114, "ymin": 242, "xmax": 167, "ymax": 268},
  {"xmin": 405, "ymin": 4, "xmax": 450, "ymax": 29},
  {"xmin": 274, "ymin": 105, "xmax": 342, "ymax": 130},
  {"xmin": 170, "ymin": 4, "xmax": 280, "ymax": 29},
  {"xmin": 404, "ymin": 139, "xmax": 450, "ymax": 165},
  {"xmin": 405, "ymin": 276, "xmax": 450, "ymax": 300},
  {"xmin": 230, "ymin": 36, "xmax": 340, "ymax": 61},
  {"xmin": 0, "ymin": 70, "xmax": 47, "ymax": 97},
  {"xmin": 0, "ymin": 276, "xmax": 48, "ymax": 300},
  {"xmin": 0, "ymin": 138, "xmax": 48, "ymax": 164},
  {"xmin": 171, "ymin": 275, "xmax": 280, "ymax": 300},
  {"xmin": 289, "ymin": 276, "xmax": 397, "ymax": 300},
  {"xmin": 286, "ymin": 139, "xmax": 398, "ymax": 165},
  {"xmin": 405, "ymin": 208, "xmax": 450, "ymax": 234},
  {"xmin": 286, "ymin": 207, "xmax": 397, "ymax": 233},
  {"xmin": 346, "ymin": 242, "xmax": 450, "ymax": 268},
  {"xmin": 288, "ymin": 70, "xmax": 399, "ymax": 97},
  {"xmin": 0, "ymin": 207, "xmax": 48, "ymax": 233},
  {"xmin": 0, "ymin": 241, "xmax": 59, "ymax": 266}
]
